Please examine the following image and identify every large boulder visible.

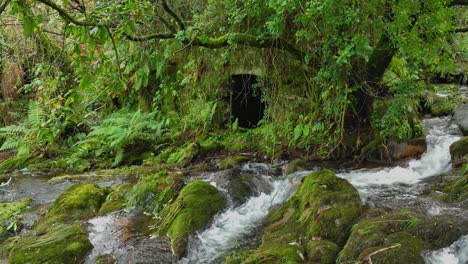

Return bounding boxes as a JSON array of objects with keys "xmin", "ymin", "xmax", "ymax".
[
  {"xmin": 155, "ymin": 180, "xmax": 226, "ymax": 258},
  {"xmin": 224, "ymin": 170, "xmax": 362, "ymax": 263},
  {"xmin": 364, "ymin": 137, "xmax": 427, "ymax": 163},
  {"xmin": 8, "ymin": 224, "xmax": 92, "ymax": 264},
  {"xmin": 337, "ymin": 209, "xmax": 466, "ymax": 264},
  {"xmin": 6, "ymin": 184, "xmax": 109, "ymax": 264},
  {"xmin": 453, "ymin": 104, "xmax": 468, "ymax": 135},
  {"xmin": 450, "ymin": 137, "xmax": 468, "ymax": 168}
]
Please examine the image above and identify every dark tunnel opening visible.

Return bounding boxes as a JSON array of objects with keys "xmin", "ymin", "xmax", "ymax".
[{"xmin": 227, "ymin": 74, "xmax": 265, "ymax": 128}]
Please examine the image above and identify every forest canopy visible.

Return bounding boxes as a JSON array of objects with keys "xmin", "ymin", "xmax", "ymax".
[{"xmin": 0, "ymin": 0, "xmax": 466, "ymax": 170}]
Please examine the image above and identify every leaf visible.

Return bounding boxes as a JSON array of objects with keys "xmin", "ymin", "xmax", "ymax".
[{"xmin": 23, "ymin": 15, "xmax": 35, "ymax": 37}]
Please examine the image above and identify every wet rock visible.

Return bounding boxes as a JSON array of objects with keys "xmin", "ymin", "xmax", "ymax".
[
  {"xmin": 453, "ymin": 104, "xmax": 468, "ymax": 135},
  {"xmin": 225, "ymin": 170, "xmax": 362, "ymax": 263},
  {"xmin": 211, "ymin": 169, "xmax": 272, "ymax": 205},
  {"xmin": 5, "ymin": 184, "xmax": 109, "ymax": 263},
  {"xmin": 155, "ymin": 180, "xmax": 226, "ymax": 258},
  {"xmin": 218, "ymin": 155, "xmax": 249, "ymax": 170},
  {"xmin": 37, "ymin": 183, "xmax": 108, "ymax": 229},
  {"xmin": 0, "ymin": 198, "xmax": 31, "ymax": 238},
  {"xmin": 366, "ymin": 137, "xmax": 427, "ymax": 163},
  {"xmin": 285, "ymin": 159, "xmax": 308, "ymax": 175},
  {"xmin": 126, "ymin": 171, "xmax": 183, "ymax": 215},
  {"xmin": 337, "ymin": 209, "xmax": 466, "ymax": 264},
  {"xmin": 0, "ymin": 175, "xmax": 9, "ymax": 185},
  {"xmin": 99, "ymin": 183, "xmax": 132, "ymax": 215},
  {"xmin": 96, "ymin": 254, "xmax": 116, "ymax": 264},
  {"xmin": 8, "ymin": 224, "xmax": 92, "ymax": 264},
  {"xmin": 450, "ymin": 137, "xmax": 468, "ymax": 168},
  {"xmin": 438, "ymin": 175, "xmax": 468, "ymax": 203},
  {"xmin": 306, "ymin": 240, "xmax": 339, "ymax": 264}
]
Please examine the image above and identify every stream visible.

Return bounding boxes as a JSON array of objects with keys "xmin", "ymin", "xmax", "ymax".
[{"xmin": 1, "ymin": 116, "xmax": 467, "ymax": 264}]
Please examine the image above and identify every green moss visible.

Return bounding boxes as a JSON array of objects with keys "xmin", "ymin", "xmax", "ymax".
[
  {"xmin": 224, "ymin": 244, "xmax": 304, "ymax": 264},
  {"xmin": 438, "ymin": 175, "xmax": 468, "ymax": 203},
  {"xmin": 306, "ymin": 240, "xmax": 339, "ymax": 264},
  {"xmin": 0, "ymin": 174, "xmax": 9, "ymax": 185},
  {"xmin": 96, "ymin": 254, "xmax": 116, "ymax": 264},
  {"xmin": 358, "ymin": 232, "xmax": 424, "ymax": 264},
  {"xmin": 450, "ymin": 137, "xmax": 468, "ymax": 159},
  {"xmin": 126, "ymin": 171, "xmax": 184, "ymax": 215},
  {"xmin": 428, "ymin": 86, "xmax": 466, "ymax": 116},
  {"xmin": 285, "ymin": 159, "xmax": 307, "ymax": 175},
  {"xmin": 99, "ymin": 183, "xmax": 132, "ymax": 215},
  {"xmin": 0, "ymin": 198, "xmax": 31, "ymax": 238},
  {"xmin": 8, "ymin": 224, "xmax": 92, "ymax": 264},
  {"xmin": 337, "ymin": 210, "xmax": 463, "ymax": 263},
  {"xmin": 225, "ymin": 170, "xmax": 361, "ymax": 263},
  {"xmin": 156, "ymin": 180, "xmax": 225, "ymax": 257},
  {"xmin": 166, "ymin": 142, "xmax": 200, "ymax": 167},
  {"xmin": 37, "ymin": 184, "xmax": 108, "ymax": 230},
  {"xmin": 218, "ymin": 155, "xmax": 249, "ymax": 169}
]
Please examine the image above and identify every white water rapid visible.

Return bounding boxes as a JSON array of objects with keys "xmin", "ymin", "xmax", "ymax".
[{"xmin": 181, "ymin": 117, "xmax": 466, "ymax": 263}]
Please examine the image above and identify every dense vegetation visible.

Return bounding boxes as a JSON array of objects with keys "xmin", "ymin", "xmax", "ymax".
[{"xmin": 0, "ymin": 0, "xmax": 466, "ymax": 170}]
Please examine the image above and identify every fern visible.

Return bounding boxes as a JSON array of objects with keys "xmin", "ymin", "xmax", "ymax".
[{"xmin": 72, "ymin": 108, "xmax": 166, "ymax": 167}]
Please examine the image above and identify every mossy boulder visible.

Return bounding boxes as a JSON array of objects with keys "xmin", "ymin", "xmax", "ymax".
[
  {"xmin": 218, "ymin": 155, "xmax": 249, "ymax": 170},
  {"xmin": 0, "ymin": 198, "xmax": 31, "ymax": 238},
  {"xmin": 306, "ymin": 240, "xmax": 339, "ymax": 264},
  {"xmin": 156, "ymin": 180, "xmax": 226, "ymax": 257},
  {"xmin": 8, "ymin": 224, "xmax": 92, "ymax": 264},
  {"xmin": 224, "ymin": 170, "xmax": 362, "ymax": 263},
  {"xmin": 428, "ymin": 85, "xmax": 466, "ymax": 117},
  {"xmin": 38, "ymin": 183, "xmax": 108, "ymax": 228},
  {"xmin": 285, "ymin": 159, "xmax": 308, "ymax": 175},
  {"xmin": 337, "ymin": 209, "xmax": 465, "ymax": 263},
  {"xmin": 99, "ymin": 183, "xmax": 132, "ymax": 215},
  {"xmin": 438, "ymin": 175, "xmax": 468, "ymax": 203},
  {"xmin": 450, "ymin": 137, "xmax": 468, "ymax": 168},
  {"xmin": 126, "ymin": 171, "xmax": 184, "ymax": 215},
  {"xmin": 5, "ymin": 184, "xmax": 109, "ymax": 263},
  {"xmin": 224, "ymin": 244, "xmax": 305, "ymax": 264}
]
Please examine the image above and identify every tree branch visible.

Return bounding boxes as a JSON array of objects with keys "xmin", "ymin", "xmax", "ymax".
[
  {"xmin": 450, "ymin": 0, "xmax": 468, "ymax": 6},
  {"xmin": 0, "ymin": 0, "xmax": 11, "ymax": 16},
  {"xmin": 36, "ymin": 0, "xmax": 100, "ymax": 26},
  {"xmin": 456, "ymin": 27, "xmax": 468, "ymax": 33},
  {"xmin": 161, "ymin": 0, "xmax": 185, "ymax": 31},
  {"xmin": 124, "ymin": 32, "xmax": 175, "ymax": 41}
]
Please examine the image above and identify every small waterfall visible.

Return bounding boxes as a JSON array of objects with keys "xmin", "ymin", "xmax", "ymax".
[
  {"xmin": 338, "ymin": 117, "xmax": 461, "ymax": 198},
  {"xmin": 426, "ymin": 235, "xmax": 468, "ymax": 264},
  {"xmin": 181, "ymin": 170, "xmax": 311, "ymax": 264},
  {"xmin": 181, "ymin": 116, "xmax": 465, "ymax": 263}
]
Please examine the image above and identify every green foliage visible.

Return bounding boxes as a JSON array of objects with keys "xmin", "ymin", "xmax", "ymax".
[{"xmin": 68, "ymin": 108, "xmax": 167, "ymax": 167}]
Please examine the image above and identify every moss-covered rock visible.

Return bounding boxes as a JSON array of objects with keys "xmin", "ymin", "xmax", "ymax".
[
  {"xmin": 224, "ymin": 170, "xmax": 362, "ymax": 263},
  {"xmin": 156, "ymin": 180, "xmax": 226, "ymax": 257},
  {"xmin": 450, "ymin": 137, "xmax": 468, "ymax": 168},
  {"xmin": 337, "ymin": 209, "xmax": 464, "ymax": 263},
  {"xmin": 0, "ymin": 198, "xmax": 31, "ymax": 238},
  {"xmin": 96, "ymin": 254, "xmax": 116, "ymax": 264},
  {"xmin": 285, "ymin": 159, "xmax": 307, "ymax": 175},
  {"xmin": 438, "ymin": 175, "xmax": 468, "ymax": 203},
  {"xmin": 8, "ymin": 224, "xmax": 92, "ymax": 264},
  {"xmin": 126, "ymin": 171, "xmax": 184, "ymax": 215},
  {"xmin": 99, "ymin": 183, "xmax": 132, "ymax": 215},
  {"xmin": 218, "ymin": 155, "xmax": 249, "ymax": 170},
  {"xmin": 428, "ymin": 85, "xmax": 466, "ymax": 117},
  {"xmin": 224, "ymin": 244, "xmax": 305, "ymax": 264},
  {"xmin": 38, "ymin": 183, "xmax": 108, "ymax": 228},
  {"xmin": 306, "ymin": 240, "xmax": 339, "ymax": 264}
]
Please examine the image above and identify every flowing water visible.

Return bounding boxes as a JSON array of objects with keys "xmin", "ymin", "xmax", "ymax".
[
  {"xmin": 1, "ymin": 117, "xmax": 466, "ymax": 263},
  {"xmin": 179, "ymin": 116, "xmax": 467, "ymax": 263}
]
